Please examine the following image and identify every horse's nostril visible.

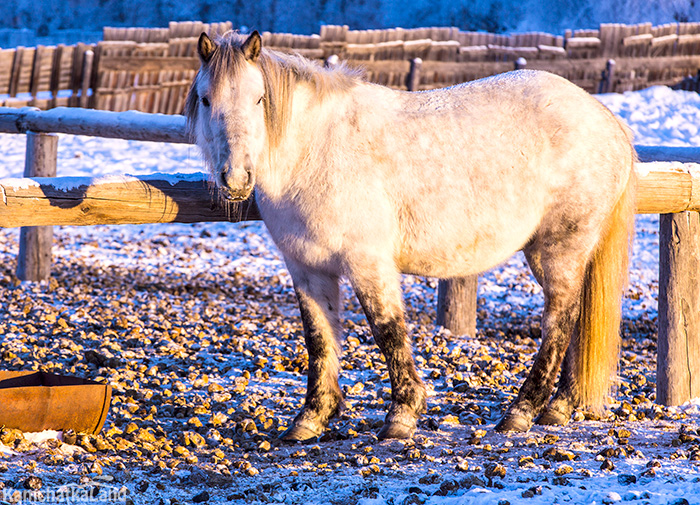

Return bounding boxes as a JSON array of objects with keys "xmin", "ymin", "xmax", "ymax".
[{"xmin": 219, "ymin": 171, "xmax": 228, "ymax": 189}]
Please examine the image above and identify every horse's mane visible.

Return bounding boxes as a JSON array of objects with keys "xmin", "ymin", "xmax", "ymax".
[{"xmin": 185, "ymin": 31, "xmax": 363, "ymax": 150}]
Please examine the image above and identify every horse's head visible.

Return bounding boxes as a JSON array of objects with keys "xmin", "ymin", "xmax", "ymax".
[{"xmin": 186, "ymin": 31, "xmax": 266, "ymax": 201}]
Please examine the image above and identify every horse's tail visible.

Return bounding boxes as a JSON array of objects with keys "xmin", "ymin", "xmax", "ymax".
[{"xmin": 577, "ymin": 158, "xmax": 636, "ymax": 411}]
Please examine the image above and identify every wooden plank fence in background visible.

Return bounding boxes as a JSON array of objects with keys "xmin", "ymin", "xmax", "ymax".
[
  {"xmin": 0, "ymin": 106, "xmax": 699, "ymax": 409},
  {"xmin": 5, "ymin": 21, "xmax": 700, "ymax": 113}
]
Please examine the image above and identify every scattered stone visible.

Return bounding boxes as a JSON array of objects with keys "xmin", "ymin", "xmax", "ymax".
[
  {"xmin": 602, "ymin": 491, "xmax": 622, "ymax": 504},
  {"xmin": 600, "ymin": 459, "xmax": 615, "ymax": 471},
  {"xmin": 23, "ymin": 476, "xmax": 42, "ymax": 490},
  {"xmin": 519, "ymin": 456, "xmax": 535, "ymax": 468},
  {"xmin": 402, "ymin": 494, "xmax": 423, "ymax": 505},
  {"xmin": 521, "ymin": 486, "xmax": 543, "ymax": 498},
  {"xmin": 433, "ymin": 479, "xmax": 460, "ymax": 496},
  {"xmin": 543, "ymin": 448, "xmax": 575, "ymax": 462},
  {"xmin": 554, "ymin": 465, "xmax": 573, "ymax": 476},
  {"xmin": 459, "ymin": 475, "xmax": 487, "ymax": 489},
  {"xmin": 192, "ymin": 491, "xmax": 210, "ymax": 503},
  {"xmin": 484, "ymin": 463, "xmax": 506, "ymax": 480},
  {"xmin": 617, "ymin": 474, "xmax": 636, "ymax": 485}
]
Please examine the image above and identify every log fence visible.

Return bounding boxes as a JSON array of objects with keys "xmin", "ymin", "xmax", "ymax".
[
  {"xmin": 5, "ymin": 21, "xmax": 700, "ymax": 113},
  {"xmin": 0, "ymin": 106, "xmax": 699, "ymax": 409}
]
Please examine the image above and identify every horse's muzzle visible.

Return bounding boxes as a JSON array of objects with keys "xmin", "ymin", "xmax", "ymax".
[{"xmin": 219, "ymin": 164, "xmax": 255, "ymax": 201}]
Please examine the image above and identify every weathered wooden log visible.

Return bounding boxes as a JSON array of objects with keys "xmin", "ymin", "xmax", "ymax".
[
  {"xmin": 0, "ymin": 173, "xmax": 260, "ymax": 228},
  {"xmin": 0, "ymin": 106, "xmax": 188, "ymax": 143},
  {"xmin": 657, "ymin": 211, "xmax": 700, "ymax": 406},
  {"xmin": 1, "ymin": 107, "xmax": 699, "ymax": 165},
  {"xmin": 636, "ymin": 162, "xmax": 700, "ymax": 214},
  {"xmin": 17, "ymin": 132, "xmax": 57, "ymax": 282},
  {"xmin": 437, "ymin": 276, "xmax": 477, "ymax": 336}
]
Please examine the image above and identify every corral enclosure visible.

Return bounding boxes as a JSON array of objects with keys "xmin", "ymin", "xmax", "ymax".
[
  {"xmin": 2, "ymin": 17, "xmax": 700, "ymax": 505},
  {"xmin": 0, "ymin": 91, "xmax": 699, "ymax": 504},
  {"xmin": 4, "ymin": 20, "xmax": 700, "ymax": 113}
]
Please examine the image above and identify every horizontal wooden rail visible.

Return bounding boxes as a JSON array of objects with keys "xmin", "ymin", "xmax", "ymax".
[
  {"xmin": 0, "ymin": 173, "xmax": 260, "ymax": 228},
  {"xmin": 636, "ymin": 161, "xmax": 700, "ymax": 214},
  {"xmin": 0, "ymin": 107, "xmax": 188, "ymax": 143},
  {"xmin": 0, "ymin": 162, "xmax": 698, "ymax": 228},
  {"xmin": 1, "ymin": 108, "xmax": 700, "ymax": 159}
]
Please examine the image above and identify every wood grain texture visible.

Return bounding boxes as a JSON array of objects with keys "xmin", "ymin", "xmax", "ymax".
[
  {"xmin": 437, "ymin": 276, "xmax": 477, "ymax": 337},
  {"xmin": 0, "ymin": 173, "xmax": 260, "ymax": 228},
  {"xmin": 657, "ymin": 211, "xmax": 700, "ymax": 406},
  {"xmin": 17, "ymin": 132, "xmax": 57, "ymax": 282}
]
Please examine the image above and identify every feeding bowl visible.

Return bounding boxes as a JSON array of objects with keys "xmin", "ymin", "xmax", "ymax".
[{"xmin": 0, "ymin": 371, "xmax": 111, "ymax": 435}]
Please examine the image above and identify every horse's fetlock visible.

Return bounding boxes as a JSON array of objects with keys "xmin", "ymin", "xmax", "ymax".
[{"xmin": 392, "ymin": 380, "xmax": 426, "ymax": 415}]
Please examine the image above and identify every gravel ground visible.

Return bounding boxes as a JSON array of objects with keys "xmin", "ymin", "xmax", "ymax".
[
  {"xmin": 0, "ymin": 214, "xmax": 698, "ymax": 505},
  {"xmin": 1, "ymin": 85, "xmax": 700, "ymax": 504}
]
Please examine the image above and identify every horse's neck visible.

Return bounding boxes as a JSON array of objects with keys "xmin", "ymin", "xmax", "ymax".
[{"xmin": 258, "ymin": 82, "xmax": 384, "ymax": 200}]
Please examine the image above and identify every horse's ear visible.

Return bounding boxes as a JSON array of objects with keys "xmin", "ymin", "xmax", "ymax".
[
  {"xmin": 241, "ymin": 31, "xmax": 262, "ymax": 62},
  {"xmin": 198, "ymin": 32, "xmax": 215, "ymax": 64}
]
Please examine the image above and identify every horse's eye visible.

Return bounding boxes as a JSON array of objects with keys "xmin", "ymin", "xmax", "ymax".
[
  {"xmin": 257, "ymin": 96, "xmax": 264, "ymax": 106},
  {"xmin": 201, "ymin": 96, "xmax": 210, "ymax": 107}
]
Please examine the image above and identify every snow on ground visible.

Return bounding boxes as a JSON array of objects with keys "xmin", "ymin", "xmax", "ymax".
[{"xmin": 0, "ymin": 86, "xmax": 698, "ymax": 505}]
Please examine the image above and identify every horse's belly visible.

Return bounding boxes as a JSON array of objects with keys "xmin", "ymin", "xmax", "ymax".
[{"xmin": 396, "ymin": 212, "xmax": 540, "ymax": 278}]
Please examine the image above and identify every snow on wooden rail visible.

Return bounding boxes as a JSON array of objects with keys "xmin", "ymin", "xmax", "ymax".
[{"xmin": 0, "ymin": 106, "xmax": 189, "ymax": 143}]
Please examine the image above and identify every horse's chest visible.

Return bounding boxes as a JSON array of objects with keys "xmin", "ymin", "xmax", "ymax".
[{"xmin": 258, "ymin": 199, "xmax": 344, "ymax": 272}]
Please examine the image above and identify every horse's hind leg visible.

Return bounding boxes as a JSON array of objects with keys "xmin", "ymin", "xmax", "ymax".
[
  {"xmin": 537, "ymin": 339, "xmax": 579, "ymax": 425},
  {"xmin": 523, "ymin": 248, "xmax": 580, "ymax": 426},
  {"xmin": 349, "ymin": 268, "xmax": 426, "ymax": 440},
  {"xmin": 495, "ymin": 243, "xmax": 588, "ymax": 432},
  {"xmin": 280, "ymin": 260, "xmax": 343, "ymax": 442}
]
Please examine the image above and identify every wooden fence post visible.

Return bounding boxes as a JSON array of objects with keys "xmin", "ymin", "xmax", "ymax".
[
  {"xmin": 437, "ymin": 276, "xmax": 478, "ymax": 337},
  {"xmin": 515, "ymin": 57, "xmax": 527, "ymax": 70},
  {"xmin": 80, "ymin": 50, "xmax": 94, "ymax": 108},
  {"xmin": 16, "ymin": 132, "xmax": 58, "ymax": 282},
  {"xmin": 598, "ymin": 58, "xmax": 616, "ymax": 93},
  {"xmin": 324, "ymin": 54, "xmax": 339, "ymax": 69},
  {"xmin": 657, "ymin": 211, "xmax": 700, "ymax": 405},
  {"xmin": 407, "ymin": 57, "xmax": 422, "ymax": 92}
]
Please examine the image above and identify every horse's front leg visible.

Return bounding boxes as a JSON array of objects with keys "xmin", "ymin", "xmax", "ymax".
[
  {"xmin": 280, "ymin": 261, "xmax": 343, "ymax": 442},
  {"xmin": 350, "ymin": 269, "xmax": 426, "ymax": 440}
]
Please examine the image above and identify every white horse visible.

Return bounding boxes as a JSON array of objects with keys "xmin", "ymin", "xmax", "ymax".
[{"xmin": 186, "ymin": 31, "xmax": 636, "ymax": 441}]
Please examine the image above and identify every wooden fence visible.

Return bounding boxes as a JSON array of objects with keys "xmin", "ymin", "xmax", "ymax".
[
  {"xmin": 0, "ymin": 105, "xmax": 698, "ymax": 409},
  {"xmin": 5, "ymin": 21, "xmax": 700, "ymax": 113}
]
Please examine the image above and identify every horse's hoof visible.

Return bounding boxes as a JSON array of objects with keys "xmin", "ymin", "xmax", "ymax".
[
  {"xmin": 536, "ymin": 407, "xmax": 570, "ymax": 426},
  {"xmin": 377, "ymin": 420, "xmax": 416, "ymax": 440},
  {"xmin": 278, "ymin": 422, "xmax": 324, "ymax": 443},
  {"xmin": 494, "ymin": 413, "xmax": 532, "ymax": 433}
]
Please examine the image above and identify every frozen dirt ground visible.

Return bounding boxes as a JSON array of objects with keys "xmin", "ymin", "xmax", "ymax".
[{"xmin": 0, "ymin": 86, "xmax": 699, "ymax": 504}]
